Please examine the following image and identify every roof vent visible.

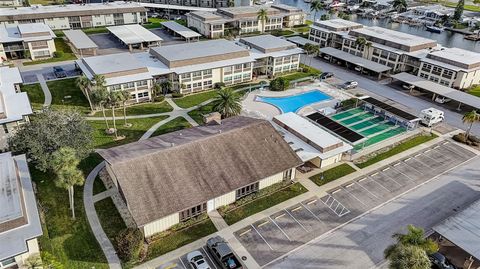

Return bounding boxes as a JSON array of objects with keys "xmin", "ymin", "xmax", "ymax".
[{"xmin": 170, "ymin": 142, "xmax": 175, "ymax": 147}]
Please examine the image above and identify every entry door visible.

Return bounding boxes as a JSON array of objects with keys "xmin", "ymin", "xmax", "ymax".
[{"xmin": 207, "ymin": 199, "xmax": 215, "ymax": 212}]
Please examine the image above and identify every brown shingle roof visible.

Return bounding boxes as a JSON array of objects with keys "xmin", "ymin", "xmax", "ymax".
[{"xmin": 97, "ymin": 116, "xmax": 302, "ymax": 227}]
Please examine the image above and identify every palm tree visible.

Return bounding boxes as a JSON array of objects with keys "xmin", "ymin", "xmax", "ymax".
[
  {"xmin": 310, "ymin": 0, "xmax": 324, "ymax": 22},
  {"xmin": 212, "ymin": 88, "xmax": 242, "ymax": 118},
  {"xmin": 257, "ymin": 9, "xmax": 268, "ymax": 33},
  {"xmin": 152, "ymin": 83, "xmax": 162, "ymax": 100},
  {"xmin": 76, "ymin": 75, "xmax": 93, "ymax": 110},
  {"xmin": 51, "ymin": 147, "xmax": 84, "ymax": 219},
  {"xmin": 91, "ymin": 87, "xmax": 110, "ymax": 131},
  {"xmin": 119, "ymin": 89, "xmax": 131, "ymax": 127},
  {"xmin": 161, "ymin": 80, "xmax": 172, "ymax": 95},
  {"xmin": 392, "ymin": 0, "xmax": 407, "ymax": 12},
  {"xmin": 462, "ymin": 110, "xmax": 480, "ymax": 140},
  {"xmin": 108, "ymin": 91, "xmax": 123, "ymax": 139},
  {"xmin": 92, "ymin": 74, "xmax": 106, "ymax": 92},
  {"xmin": 304, "ymin": 43, "xmax": 320, "ymax": 66},
  {"xmin": 385, "ymin": 225, "xmax": 438, "ymax": 256},
  {"xmin": 387, "ymin": 245, "xmax": 431, "ymax": 269},
  {"xmin": 23, "ymin": 254, "xmax": 42, "ymax": 269}
]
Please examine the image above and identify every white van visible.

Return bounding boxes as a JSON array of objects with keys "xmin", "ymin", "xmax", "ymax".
[{"xmin": 419, "ymin": 108, "xmax": 444, "ymax": 127}]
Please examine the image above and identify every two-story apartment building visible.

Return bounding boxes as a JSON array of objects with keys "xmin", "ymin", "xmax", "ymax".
[
  {"xmin": 0, "ymin": 0, "xmax": 22, "ymax": 7},
  {"xmin": 0, "ymin": 23, "xmax": 56, "ymax": 62},
  {"xmin": 140, "ymin": 0, "xmax": 251, "ymax": 9},
  {"xmin": 0, "ymin": 2, "xmax": 147, "ymax": 30},
  {"xmin": 98, "ymin": 116, "xmax": 302, "ymax": 237},
  {"xmin": 187, "ymin": 5, "xmax": 305, "ymax": 38},
  {"xmin": 0, "ymin": 152, "xmax": 42, "ymax": 269},
  {"xmin": 308, "ymin": 19, "xmax": 363, "ymax": 48}
]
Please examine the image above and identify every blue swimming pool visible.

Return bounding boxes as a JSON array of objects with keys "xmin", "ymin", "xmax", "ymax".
[{"xmin": 256, "ymin": 90, "xmax": 332, "ymax": 113}]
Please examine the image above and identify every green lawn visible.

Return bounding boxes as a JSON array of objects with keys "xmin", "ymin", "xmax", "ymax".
[
  {"xmin": 152, "ymin": 116, "xmax": 192, "ymax": 137},
  {"xmin": 270, "ymin": 29, "xmax": 295, "ymax": 37},
  {"xmin": 21, "ymin": 83, "xmax": 44, "ymax": 110},
  {"xmin": 143, "ymin": 17, "xmax": 168, "ymax": 29},
  {"xmin": 280, "ymin": 65, "xmax": 321, "ymax": 82},
  {"xmin": 95, "ymin": 198, "xmax": 127, "ymax": 252},
  {"xmin": 146, "ymin": 219, "xmax": 217, "ymax": 260},
  {"xmin": 82, "ymin": 27, "xmax": 110, "ymax": 35},
  {"xmin": 445, "ymin": 2, "xmax": 480, "ymax": 12},
  {"xmin": 187, "ymin": 103, "xmax": 214, "ymax": 125},
  {"xmin": 89, "ymin": 101, "xmax": 173, "ymax": 117},
  {"xmin": 46, "ymin": 78, "xmax": 91, "ymax": 114},
  {"xmin": 173, "ymin": 90, "xmax": 219, "ymax": 108},
  {"xmin": 23, "ymin": 38, "xmax": 77, "ymax": 66},
  {"xmin": 356, "ymin": 134, "xmax": 438, "ymax": 168},
  {"xmin": 468, "ymin": 85, "xmax": 480, "ymax": 97},
  {"xmin": 91, "ymin": 116, "xmax": 169, "ymax": 148},
  {"xmin": 35, "ymin": 153, "xmax": 108, "ymax": 269},
  {"xmin": 220, "ymin": 183, "xmax": 308, "ymax": 225},
  {"xmin": 309, "ymin": 163, "xmax": 356, "ymax": 186}
]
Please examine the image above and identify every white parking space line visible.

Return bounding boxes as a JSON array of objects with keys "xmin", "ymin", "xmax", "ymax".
[
  {"xmin": 300, "ymin": 202, "xmax": 323, "ymax": 223},
  {"xmin": 404, "ymin": 157, "xmax": 411, "ymax": 162},
  {"xmin": 341, "ymin": 186, "xmax": 367, "ymax": 206},
  {"xmin": 366, "ymin": 176, "xmax": 391, "ymax": 193},
  {"xmin": 201, "ymin": 246, "xmax": 218, "ymax": 269},
  {"xmin": 379, "ymin": 171, "xmax": 403, "ymax": 187},
  {"xmin": 268, "ymin": 216, "xmax": 291, "ymax": 241},
  {"xmin": 284, "ymin": 209, "xmax": 308, "ymax": 232},
  {"xmin": 390, "ymin": 165, "xmax": 416, "ymax": 182},
  {"xmin": 355, "ymin": 180, "xmax": 379, "ymax": 199},
  {"xmin": 179, "ymin": 257, "xmax": 187, "ymax": 269},
  {"xmin": 251, "ymin": 224, "xmax": 274, "ymax": 250},
  {"xmin": 321, "ymin": 195, "xmax": 350, "ymax": 217}
]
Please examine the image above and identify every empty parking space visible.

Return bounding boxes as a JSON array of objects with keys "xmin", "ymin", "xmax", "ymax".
[
  {"xmin": 302, "ymin": 198, "xmax": 346, "ymax": 226},
  {"xmin": 342, "ymin": 181, "xmax": 379, "ymax": 208},
  {"xmin": 236, "ymin": 225, "xmax": 275, "ymax": 265},
  {"xmin": 368, "ymin": 171, "xmax": 402, "ymax": 192},
  {"xmin": 270, "ymin": 211, "xmax": 309, "ymax": 241},
  {"xmin": 285, "ymin": 204, "xmax": 326, "ymax": 236}
]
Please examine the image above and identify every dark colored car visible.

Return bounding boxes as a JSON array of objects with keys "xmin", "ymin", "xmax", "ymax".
[
  {"xmin": 429, "ymin": 252, "xmax": 456, "ymax": 269},
  {"xmin": 53, "ymin": 66, "xmax": 67, "ymax": 78},
  {"xmin": 320, "ymin": 72, "xmax": 334, "ymax": 80}
]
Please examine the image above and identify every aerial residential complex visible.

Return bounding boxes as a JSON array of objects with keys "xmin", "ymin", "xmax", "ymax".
[
  {"xmin": 141, "ymin": 0, "xmax": 251, "ymax": 9},
  {"xmin": 0, "ymin": 152, "xmax": 42, "ymax": 269},
  {"xmin": 187, "ymin": 4, "xmax": 305, "ymax": 38},
  {"xmin": 309, "ymin": 19, "xmax": 480, "ymax": 90},
  {"xmin": 76, "ymin": 35, "xmax": 302, "ymax": 101},
  {"xmin": 0, "ymin": 23, "xmax": 56, "ymax": 62},
  {"xmin": 0, "ymin": 2, "xmax": 147, "ymax": 30},
  {"xmin": 98, "ymin": 116, "xmax": 302, "ymax": 237}
]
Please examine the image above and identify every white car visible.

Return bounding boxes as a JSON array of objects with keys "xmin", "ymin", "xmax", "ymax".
[
  {"xmin": 354, "ymin": 66, "xmax": 362, "ymax": 72},
  {"xmin": 187, "ymin": 251, "xmax": 211, "ymax": 269},
  {"xmin": 435, "ymin": 96, "xmax": 451, "ymax": 104},
  {"xmin": 342, "ymin": 80, "xmax": 358, "ymax": 89}
]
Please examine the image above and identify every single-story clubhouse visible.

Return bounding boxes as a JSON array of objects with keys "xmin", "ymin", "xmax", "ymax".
[{"xmin": 97, "ymin": 116, "xmax": 302, "ymax": 237}]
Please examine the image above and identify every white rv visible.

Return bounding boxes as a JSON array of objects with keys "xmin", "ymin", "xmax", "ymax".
[{"xmin": 419, "ymin": 108, "xmax": 444, "ymax": 127}]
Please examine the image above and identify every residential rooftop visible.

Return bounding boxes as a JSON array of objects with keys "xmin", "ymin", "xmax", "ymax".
[
  {"xmin": 63, "ymin": 30, "xmax": 98, "ymax": 50},
  {"xmin": 97, "ymin": 116, "xmax": 302, "ymax": 226},
  {"xmin": 161, "ymin": 21, "xmax": 201, "ymax": 39},
  {"xmin": 0, "ymin": 153, "xmax": 42, "ymax": 261},
  {"xmin": 426, "ymin": 47, "xmax": 480, "ymax": 70},
  {"xmin": 239, "ymin": 35, "xmax": 297, "ymax": 53},
  {"xmin": 217, "ymin": 6, "xmax": 283, "ymax": 19},
  {"xmin": 270, "ymin": 3, "xmax": 303, "ymax": 12},
  {"xmin": 0, "ymin": 2, "xmax": 146, "ymax": 21},
  {"xmin": 314, "ymin": 19, "xmax": 363, "ymax": 32},
  {"xmin": 107, "ymin": 24, "xmax": 163, "ymax": 45},
  {"xmin": 80, "ymin": 53, "xmax": 150, "ymax": 78},
  {"xmin": 0, "ymin": 23, "xmax": 55, "ymax": 43},
  {"xmin": 349, "ymin": 26, "xmax": 437, "ymax": 52},
  {"xmin": 188, "ymin": 11, "xmax": 225, "ymax": 22},
  {"xmin": 0, "ymin": 67, "xmax": 31, "ymax": 125}
]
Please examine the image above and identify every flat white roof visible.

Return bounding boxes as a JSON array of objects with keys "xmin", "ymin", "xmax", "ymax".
[
  {"xmin": 287, "ymin": 36, "xmax": 316, "ymax": 46},
  {"xmin": 240, "ymin": 35, "xmax": 296, "ymax": 51},
  {"xmin": 350, "ymin": 26, "xmax": 436, "ymax": 48},
  {"xmin": 433, "ymin": 199, "xmax": 480, "ymax": 260},
  {"xmin": 426, "ymin": 47, "xmax": 480, "ymax": 70},
  {"xmin": 64, "ymin": 30, "xmax": 98, "ymax": 50},
  {"xmin": 139, "ymin": 2, "xmax": 216, "ymax": 12},
  {"xmin": 0, "ymin": 154, "xmax": 42, "ymax": 261},
  {"xmin": 273, "ymin": 112, "xmax": 352, "ymax": 161},
  {"xmin": 0, "ymin": 23, "xmax": 55, "ymax": 43},
  {"xmin": 107, "ymin": 24, "xmax": 163, "ymax": 45},
  {"xmin": 161, "ymin": 21, "xmax": 201, "ymax": 39},
  {"xmin": 315, "ymin": 19, "xmax": 363, "ymax": 30},
  {"xmin": 0, "ymin": 67, "xmax": 31, "ymax": 125},
  {"xmin": 82, "ymin": 53, "xmax": 147, "ymax": 76}
]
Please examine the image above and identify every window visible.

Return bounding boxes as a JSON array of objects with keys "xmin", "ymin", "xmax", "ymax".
[
  {"xmin": 137, "ymin": 92, "xmax": 149, "ymax": 98},
  {"xmin": 283, "ymin": 169, "xmax": 293, "ymax": 180},
  {"xmin": 30, "ymin": 40, "xmax": 48, "ymax": 49},
  {"xmin": 192, "ymin": 71, "xmax": 202, "ymax": 78},
  {"xmin": 124, "ymin": 82, "xmax": 135, "ymax": 89},
  {"xmin": 182, "ymin": 73, "xmax": 191, "ymax": 79},
  {"xmin": 236, "ymin": 182, "xmax": 259, "ymax": 199},
  {"xmin": 137, "ymin": 80, "xmax": 148, "ymax": 87},
  {"xmin": 442, "ymin": 69, "xmax": 454, "ymax": 79},
  {"xmin": 179, "ymin": 203, "xmax": 207, "ymax": 221},
  {"xmin": 0, "ymin": 257, "xmax": 16, "ymax": 267},
  {"xmin": 110, "ymin": 84, "xmax": 121, "ymax": 91}
]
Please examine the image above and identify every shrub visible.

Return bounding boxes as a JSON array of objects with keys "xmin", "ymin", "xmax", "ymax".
[
  {"xmin": 293, "ymin": 23, "xmax": 309, "ymax": 28},
  {"xmin": 171, "ymin": 92, "xmax": 184, "ymax": 98},
  {"xmin": 53, "ymin": 51, "xmax": 64, "ymax": 58},
  {"xmin": 453, "ymin": 133, "xmax": 467, "ymax": 143},
  {"xmin": 154, "ymin": 95, "xmax": 165, "ymax": 102},
  {"xmin": 214, "ymin": 82, "xmax": 225, "ymax": 89},
  {"xmin": 340, "ymin": 98, "xmax": 357, "ymax": 109},
  {"xmin": 115, "ymin": 228, "xmax": 144, "ymax": 262},
  {"xmin": 269, "ymin": 77, "xmax": 290, "ymax": 91}
]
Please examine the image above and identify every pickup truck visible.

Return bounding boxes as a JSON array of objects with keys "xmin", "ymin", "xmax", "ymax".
[{"xmin": 206, "ymin": 236, "xmax": 242, "ymax": 269}]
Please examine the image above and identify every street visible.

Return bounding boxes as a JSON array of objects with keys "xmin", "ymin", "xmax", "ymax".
[
  {"xmin": 265, "ymin": 148, "xmax": 480, "ymax": 269},
  {"xmin": 306, "ymin": 57, "xmax": 480, "ymax": 136}
]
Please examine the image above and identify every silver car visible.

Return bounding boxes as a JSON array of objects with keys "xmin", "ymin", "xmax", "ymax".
[{"xmin": 186, "ymin": 251, "xmax": 211, "ymax": 269}]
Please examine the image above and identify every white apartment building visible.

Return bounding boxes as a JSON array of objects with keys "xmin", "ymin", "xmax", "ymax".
[
  {"xmin": 0, "ymin": 23, "xmax": 56, "ymax": 62},
  {"xmin": 187, "ymin": 5, "xmax": 305, "ymax": 38},
  {"xmin": 0, "ymin": 0, "xmax": 21, "ymax": 7},
  {"xmin": 0, "ymin": 2, "xmax": 147, "ymax": 30},
  {"xmin": 76, "ymin": 35, "xmax": 303, "ymax": 99},
  {"xmin": 0, "ymin": 152, "xmax": 42, "ymax": 269},
  {"xmin": 308, "ymin": 19, "xmax": 363, "ymax": 48}
]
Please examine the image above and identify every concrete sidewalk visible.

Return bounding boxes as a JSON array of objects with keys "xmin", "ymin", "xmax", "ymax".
[{"xmin": 36, "ymin": 74, "xmax": 52, "ymax": 107}]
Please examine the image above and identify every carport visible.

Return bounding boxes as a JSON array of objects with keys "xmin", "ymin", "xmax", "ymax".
[
  {"xmin": 63, "ymin": 30, "xmax": 98, "ymax": 56},
  {"xmin": 359, "ymin": 96, "xmax": 420, "ymax": 130},
  {"xmin": 107, "ymin": 24, "xmax": 163, "ymax": 52},
  {"xmin": 432, "ymin": 199, "xmax": 480, "ymax": 269},
  {"xmin": 391, "ymin": 72, "xmax": 480, "ymax": 110},
  {"xmin": 161, "ymin": 21, "xmax": 201, "ymax": 42},
  {"xmin": 319, "ymin": 47, "xmax": 391, "ymax": 79}
]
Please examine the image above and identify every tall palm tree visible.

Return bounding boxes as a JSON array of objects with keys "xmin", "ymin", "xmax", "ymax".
[
  {"xmin": 462, "ymin": 110, "xmax": 480, "ymax": 140},
  {"xmin": 386, "ymin": 225, "xmax": 438, "ymax": 255},
  {"xmin": 92, "ymin": 74, "xmax": 106, "ymax": 92},
  {"xmin": 76, "ymin": 75, "xmax": 93, "ymax": 110},
  {"xmin": 310, "ymin": 0, "xmax": 324, "ymax": 22},
  {"xmin": 257, "ymin": 9, "xmax": 268, "ymax": 33},
  {"xmin": 51, "ymin": 147, "xmax": 84, "ymax": 219},
  {"xmin": 119, "ymin": 89, "xmax": 131, "ymax": 127},
  {"xmin": 152, "ymin": 83, "xmax": 162, "ymax": 100},
  {"xmin": 91, "ymin": 87, "xmax": 110, "ymax": 130},
  {"xmin": 161, "ymin": 80, "xmax": 172, "ymax": 95},
  {"xmin": 212, "ymin": 88, "xmax": 242, "ymax": 118},
  {"xmin": 304, "ymin": 43, "xmax": 320, "ymax": 65},
  {"xmin": 108, "ymin": 91, "xmax": 123, "ymax": 139}
]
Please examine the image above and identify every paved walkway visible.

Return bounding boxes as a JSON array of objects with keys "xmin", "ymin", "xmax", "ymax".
[{"xmin": 36, "ymin": 74, "xmax": 52, "ymax": 107}]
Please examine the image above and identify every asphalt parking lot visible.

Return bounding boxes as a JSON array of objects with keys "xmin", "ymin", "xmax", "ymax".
[
  {"xmin": 235, "ymin": 141, "xmax": 476, "ymax": 266},
  {"xmin": 158, "ymin": 245, "xmax": 229, "ymax": 269},
  {"xmin": 21, "ymin": 64, "xmax": 81, "ymax": 84}
]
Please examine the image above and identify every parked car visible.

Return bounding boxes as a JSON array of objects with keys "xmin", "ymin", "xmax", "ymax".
[
  {"xmin": 323, "ymin": 55, "xmax": 331, "ymax": 60},
  {"xmin": 206, "ymin": 236, "xmax": 242, "ymax": 269},
  {"xmin": 320, "ymin": 72, "xmax": 334, "ymax": 80},
  {"xmin": 354, "ymin": 66, "xmax": 362, "ymax": 72},
  {"xmin": 186, "ymin": 251, "xmax": 211, "ymax": 269},
  {"xmin": 429, "ymin": 252, "xmax": 456, "ymax": 269},
  {"xmin": 342, "ymin": 80, "xmax": 358, "ymax": 89},
  {"xmin": 53, "ymin": 66, "xmax": 67, "ymax": 78},
  {"xmin": 402, "ymin": 84, "xmax": 415, "ymax": 90},
  {"xmin": 435, "ymin": 96, "xmax": 451, "ymax": 104}
]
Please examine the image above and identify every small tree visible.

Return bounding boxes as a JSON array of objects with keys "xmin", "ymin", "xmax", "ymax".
[
  {"xmin": 23, "ymin": 254, "xmax": 42, "ymax": 269},
  {"xmin": 152, "ymin": 83, "xmax": 162, "ymax": 99},
  {"xmin": 387, "ymin": 245, "xmax": 431, "ymax": 269},
  {"xmin": 211, "ymin": 88, "xmax": 242, "ymax": 118},
  {"xmin": 51, "ymin": 147, "xmax": 84, "ymax": 219},
  {"xmin": 41, "ymin": 252, "xmax": 64, "ymax": 269},
  {"xmin": 120, "ymin": 89, "xmax": 131, "ymax": 127},
  {"xmin": 269, "ymin": 77, "xmax": 290, "ymax": 91},
  {"xmin": 257, "ymin": 9, "xmax": 268, "ymax": 33},
  {"xmin": 453, "ymin": 0, "xmax": 464, "ymax": 21},
  {"xmin": 91, "ymin": 87, "xmax": 110, "ymax": 131},
  {"xmin": 462, "ymin": 110, "xmax": 480, "ymax": 140},
  {"xmin": 304, "ymin": 43, "xmax": 320, "ymax": 65},
  {"xmin": 161, "ymin": 80, "xmax": 172, "ymax": 95},
  {"xmin": 76, "ymin": 75, "xmax": 93, "ymax": 110},
  {"xmin": 310, "ymin": 0, "xmax": 324, "ymax": 22},
  {"xmin": 116, "ymin": 228, "xmax": 144, "ymax": 262},
  {"xmin": 107, "ymin": 91, "xmax": 123, "ymax": 139}
]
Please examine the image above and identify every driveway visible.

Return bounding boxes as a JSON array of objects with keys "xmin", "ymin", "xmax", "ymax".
[
  {"xmin": 20, "ymin": 63, "xmax": 80, "ymax": 84},
  {"xmin": 234, "ymin": 141, "xmax": 476, "ymax": 266},
  {"xmin": 307, "ymin": 57, "xmax": 480, "ymax": 136}
]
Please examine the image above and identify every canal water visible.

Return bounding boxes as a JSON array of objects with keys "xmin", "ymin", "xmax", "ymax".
[{"xmin": 277, "ymin": 0, "xmax": 480, "ymax": 52}]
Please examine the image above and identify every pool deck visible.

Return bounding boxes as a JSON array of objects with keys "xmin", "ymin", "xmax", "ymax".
[{"xmin": 241, "ymin": 81, "xmax": 354, "ymax": 119}]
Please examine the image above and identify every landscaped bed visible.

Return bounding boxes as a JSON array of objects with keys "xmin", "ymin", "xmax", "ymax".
[
  {"xmin": 355, "ymin": 133, "xmax": 438, "ymax": 168},
  {"xmin": 309, "ymin": 163, "xmax": 356, "ymax": 186},
  {"xmin": 219, "ymin": 182, "xmax": 308, "ymax": 225}
]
